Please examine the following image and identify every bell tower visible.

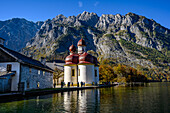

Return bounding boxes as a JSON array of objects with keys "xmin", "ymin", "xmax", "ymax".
[{"xmin": 77, "ymin": 38, "xmax": 86, "ymax": 54}]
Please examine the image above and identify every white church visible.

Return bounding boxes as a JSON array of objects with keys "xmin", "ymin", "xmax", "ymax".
[{"xmin": 64, "ymin": 38, "xmax": 99, "ymax": 86}]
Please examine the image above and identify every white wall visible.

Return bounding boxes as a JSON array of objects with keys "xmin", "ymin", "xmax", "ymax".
[
  {"xmin": 0, "ymin": 62, "xmax": 20, "ymax": 91},
  {"xmin": 78, "ymin": 46, "xmax": 86, "ymax": 54},
  {"xmin": 64, "ymin": 65, "xmax": 78, "ymax": 85},
  {"xmin": 78, "ymin": 64, "xmax": 95, "ymax": 84},
  {"xmin": 0, "ymin": 66, "xmax": 6, "ymax": 71}
]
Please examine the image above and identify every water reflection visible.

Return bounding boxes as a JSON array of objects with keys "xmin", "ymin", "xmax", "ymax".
[
  {"xmin": 63, "ymin": 89, "xmax": 100, "ymax": 113},
  {"xmin": 0, "ymin": 83, "xmax": 169, "ymax": 113}
]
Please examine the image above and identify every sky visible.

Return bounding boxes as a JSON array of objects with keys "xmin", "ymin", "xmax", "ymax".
[{"xmin": 1, "ymin": 0, "xmax": 170, "ymax": 29}]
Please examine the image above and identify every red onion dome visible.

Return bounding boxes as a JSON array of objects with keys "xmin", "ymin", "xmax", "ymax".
[
  {"xmin": 65, "ymin": 54, "xmax": 79, "ymax": 64},
  {"xmin": 69, "ymin": 44, "xmax": 76, "ymax": 53},
  {"xmin": 79, "ymin": 52, "xmax": 94, "ymax": 64},
  {"xmin": 77, "ymin": 38, "xmax": 86, "ymax": 46}
]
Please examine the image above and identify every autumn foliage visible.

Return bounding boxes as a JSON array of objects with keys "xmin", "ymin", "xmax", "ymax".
[
  {"xmin": 99, "ymin": 64, "xmax": 147, "ymax": 83},
  {"xmin": 99, "ymin": 65, "xmax": 117, "ymax": 82}
]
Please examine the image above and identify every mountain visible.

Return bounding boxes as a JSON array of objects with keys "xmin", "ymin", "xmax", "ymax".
[
  {"xmin": 21, "ymin": 11, "xmax": 169, "ymax": 79},
  {"xmin": 0, "ymin": 18, "xmax": 43, "ymax": 51}
]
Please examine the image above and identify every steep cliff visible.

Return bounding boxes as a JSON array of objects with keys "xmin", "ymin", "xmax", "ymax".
[
  {"xmin": 21, "ymin": 11, "xmax": 170, "ymax": 77},
  {"xmin": 0, "ymin": 18, "xmax": 43, "ymax": 51}
]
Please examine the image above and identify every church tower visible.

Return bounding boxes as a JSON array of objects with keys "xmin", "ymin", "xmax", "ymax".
[
  {"xmin": 64, "ymin": 38, "xmax": 99, "ymax": 86},
  {"xmin": 77, "ymin": 38, "xmax": 86, "ymax": 54}
]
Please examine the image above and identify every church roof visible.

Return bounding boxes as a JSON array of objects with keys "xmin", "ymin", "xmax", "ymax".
[
  {"xmin": 0, "ymin": 45, "xmax": 53, "ymax": 72},
  {"xmin": 79, "ymin": 52, "xmax": 93, "ymax": 64},
  {"xmin": 65, "ymin": 54, "xmax": 79, "ymax": 65},
  {"xmin": 65, "ymin": 39, "xmax": 99, "ymax": 66},
  {"xmin": 69, "ymin": 44, "xmax": 76, "ymax": 53},
  {"xmin": 65, "ymin": 52, "xmax": 99, "ymax": 66},
  {"xmin": 77, "ymin": 38, "xmax": 86, "ymax": 46}
]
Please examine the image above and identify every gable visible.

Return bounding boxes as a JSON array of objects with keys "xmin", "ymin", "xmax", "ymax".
[
  {"xmin": 0, "ymin": 49, "xmax": 16, "ymax": 62},
  {"xmin": 0, "ymin": 45, "xmax": 53, "ymax": 72}
]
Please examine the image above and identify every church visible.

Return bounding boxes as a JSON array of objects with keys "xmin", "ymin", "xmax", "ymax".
[{"xmin": 64, "ymin": 39, "xmax": 99, "ymax": 86}]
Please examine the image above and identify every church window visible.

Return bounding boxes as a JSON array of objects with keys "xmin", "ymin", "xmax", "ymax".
[
  {"xmin": 38, "ymin": 70, "xmax": 40, "ymax": 75},
  {"xmin": 78, "ymin": 69, "xmax": 80, "ymax": 76},
  {"xmin": 72, "ymin": 69, "xmax": 75, "ymax": 76},
  {"xmin": 7, "ymin": 64, "xmax": 12, "ymax": 72},
  {"xmin": 37, "ymin": 82, "xmax": 40, "ymax": 88},
  {"xmin": 95, "ymin": 70, "xmax": 97, "ymax": 77},
  {"xmin": 43, "ymin": 71, "xmax": 45, "ymax": 76}
]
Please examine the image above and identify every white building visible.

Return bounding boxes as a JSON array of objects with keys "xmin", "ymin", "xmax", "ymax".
[
  {"xmin": 64, "ymin": 39, "xmax": 99, "ymax": 86},
  {"xmin": 46, "ymin": 60, "xmax": 65, "ymax": 85},
  {"xmin": 0, "ymin": 37, "xmax": 54, "ymax": 92}
]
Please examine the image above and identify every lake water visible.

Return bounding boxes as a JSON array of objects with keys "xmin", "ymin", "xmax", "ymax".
[{"xmin": 0, "ymin": 83, "xmax": 169, "ymax": 113}]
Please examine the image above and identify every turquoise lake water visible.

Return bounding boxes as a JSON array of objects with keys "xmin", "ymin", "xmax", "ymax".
[{"xmin": 0, "ymin": 82, "xmax": 169, "ymax": 113}]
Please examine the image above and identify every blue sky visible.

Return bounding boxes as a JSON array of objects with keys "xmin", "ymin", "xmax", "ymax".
[{"xmin": 1, "ymin": 0, "xmax": 170, "ymax": 29}]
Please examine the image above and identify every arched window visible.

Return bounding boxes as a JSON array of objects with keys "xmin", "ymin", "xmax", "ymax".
[
  {"xmin": 78, "ymin": 69, "xmax": 80, "ymax": 76},
  {"xmin": 72, "ymin": 69, "xmax": 75, "ymax": 76}
]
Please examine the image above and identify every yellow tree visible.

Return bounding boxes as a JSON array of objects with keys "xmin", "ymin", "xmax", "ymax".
[{"xmin": 99, "ymin": 65, "xmax": 117, "ymax": 82}]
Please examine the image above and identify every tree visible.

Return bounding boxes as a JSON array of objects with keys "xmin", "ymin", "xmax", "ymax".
[
  {"xmin": 53, "ymin": 67, "xmax": 64, "ymax": 85},
  {"xmin": 113, "ymin": 64, "xmax": 127, "ymax": 77},
  {"xmin": 99, "ymin": 65, "xmax": 117, "ymax": 82}
]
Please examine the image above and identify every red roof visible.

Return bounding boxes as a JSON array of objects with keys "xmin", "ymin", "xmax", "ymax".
[
  {"xmin": 65, "ymin": 39, "xmax": 99, "ymax": 65},
  {"xmin": 77, "ymin": 38, "xmax": 86, "ymax": 46},
  {"xmin": 79, "ymin": 52, "xmax": 93, "ymax": 64},
  {"xmin": 69, "ymin": 44, "xmax": 76, "ymax": 53},
  {"xmin": 65, "ymin": 54, "xmax": 79, "ymax": 64},
  {"xmin": 65, "ymin": 52, "xmax": 99, "ymax": 65}
]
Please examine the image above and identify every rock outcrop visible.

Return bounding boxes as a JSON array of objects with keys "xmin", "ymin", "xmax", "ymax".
[
  {"xmin": 0, "ymin": 18, "xmax": 43, "ymax": 51},
  {"xmin": 5, "ymin": 11, "xmax": 169, "ymax": 76}
]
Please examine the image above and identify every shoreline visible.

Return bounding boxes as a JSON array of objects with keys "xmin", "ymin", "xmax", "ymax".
[{"xmin": 0, "ymin": 84, "xmax": 118, "ymax": 101}]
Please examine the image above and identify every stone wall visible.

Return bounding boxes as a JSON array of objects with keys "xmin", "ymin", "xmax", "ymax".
[
  {"xmin": 0, "ymin": 62, "xmax": 20, "ymax": 91},
  {"xmin": 0, "ymin": 75, "xmax": 11, "ymax": 92},
  {"xmin": 20, "ymin": 65, "xmax": 53, "ymax": 90}
]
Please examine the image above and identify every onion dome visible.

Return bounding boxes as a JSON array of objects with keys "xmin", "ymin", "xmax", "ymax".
[
  {"xmin": 77, "ymin": 38, "xmax": 86, "ymax": 46},
  {"xmin": 79, "ymin": 52, "xmax": 93, "ymax": 64},
  {"xmin": 65, "ymin": 54, "xmax": 79, "ymax": 64},
  {"xmin": 69, "ymin": 44, "xmax": 76, "ymax": 53}
]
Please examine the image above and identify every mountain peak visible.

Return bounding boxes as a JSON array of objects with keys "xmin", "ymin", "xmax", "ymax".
[{"xmin": 0, "ymin": 18, "xmax": 43, "ymax": 51}]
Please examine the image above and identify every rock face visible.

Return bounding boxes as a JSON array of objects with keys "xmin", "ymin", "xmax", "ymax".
[
  {"xmin": 0, "ymin": 18, "xmax": 43, "ymax": 51},
  {"xmin": 21, "ymin": 11, "xmax": 169, "ymax": 76}
]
